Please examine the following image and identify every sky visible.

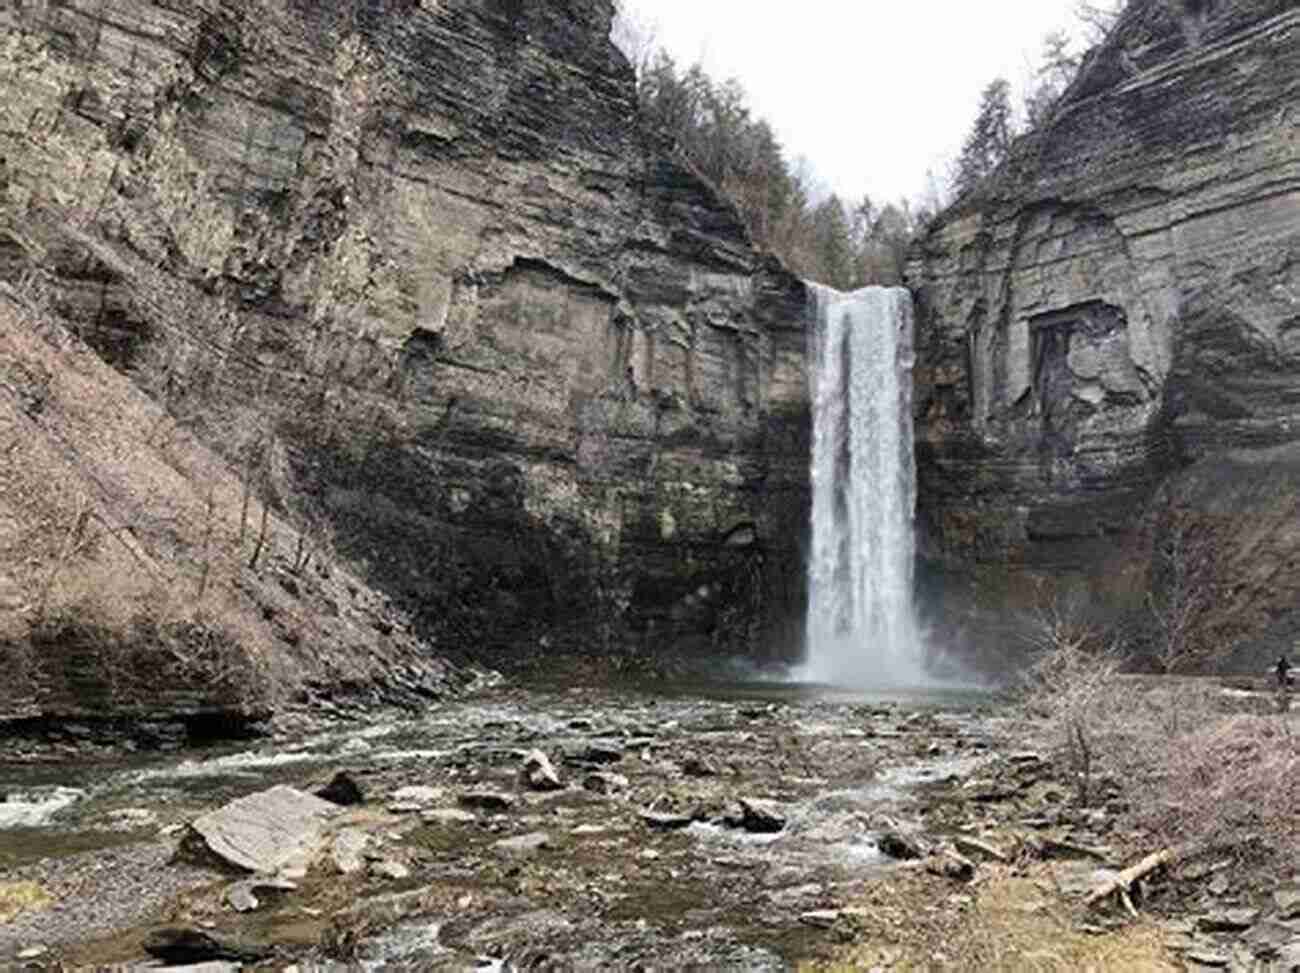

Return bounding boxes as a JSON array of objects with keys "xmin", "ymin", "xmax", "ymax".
[{"xmin": 616, "ymin": 1, "xmax": 1089, "ymax": 207}]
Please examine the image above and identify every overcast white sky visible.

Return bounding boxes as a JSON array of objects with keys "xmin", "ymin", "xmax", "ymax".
[{"xmin": 616, "ymin": 1, "xmax": 1088, "ymax": 206}]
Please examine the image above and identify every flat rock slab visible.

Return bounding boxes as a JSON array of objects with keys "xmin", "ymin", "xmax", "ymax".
[
  {"xmin": 187, "ymin": 786, "xmax": 338, "ymax": 874},
  {"xmin": 1197, "ymin": 909, "xmax": 1260, "ymax": 933}
]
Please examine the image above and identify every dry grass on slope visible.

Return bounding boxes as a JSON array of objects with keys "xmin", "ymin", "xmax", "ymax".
[{"xmin": 0, "ymin": 285, "xmax": 453, "ymax": 722}]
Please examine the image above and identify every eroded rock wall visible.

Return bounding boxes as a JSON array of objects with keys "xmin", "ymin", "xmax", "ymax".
[
  {"xmin": 911, "ymin": 0, "xmax": 1300, "ymax": 663},
  {"xmin": 0, "ymin": 0, "xmax": 812, "ymax": 674}
]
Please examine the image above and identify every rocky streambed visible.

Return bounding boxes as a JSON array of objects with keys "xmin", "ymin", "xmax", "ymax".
[{"xmin": 1, "ymin": 681, "xmax": 1297, "ymax": 971}]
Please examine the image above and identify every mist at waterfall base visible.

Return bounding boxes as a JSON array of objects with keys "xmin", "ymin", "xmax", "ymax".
[{"xmin": 793, "ymin": 285, "xmax": 952, "ymax": 690}]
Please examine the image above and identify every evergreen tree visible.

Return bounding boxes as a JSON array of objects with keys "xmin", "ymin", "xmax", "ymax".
[{"xmin": 953, "ymin": 77, "xmax": 1014, "ymax": 197}]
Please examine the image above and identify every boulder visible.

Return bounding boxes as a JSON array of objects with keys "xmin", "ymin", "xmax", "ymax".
[
  {"xmin": 733, "ymin": 798, "xmax": 787, "ymax": 835},
  {"xmin": 184, "ymin": 786, "xmax": 338, "ymax": 874}
]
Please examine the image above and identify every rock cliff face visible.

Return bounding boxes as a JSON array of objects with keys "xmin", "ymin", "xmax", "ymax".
[
  {"xmin": 911, "ymin": 0, "xmax": 1300, "ymax": 662},
  {"xmin": 0, "ymin": 0, "xmax": 812, "ymax": 695}
]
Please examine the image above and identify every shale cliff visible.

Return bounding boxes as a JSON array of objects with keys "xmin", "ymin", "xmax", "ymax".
[
  {"xmin": 911, "ymin": 0, "xmax": 1300, "ymax": 662},
  {"xmin": 0, "ymin": 0, "xmax": 811, "ymax": 721}
]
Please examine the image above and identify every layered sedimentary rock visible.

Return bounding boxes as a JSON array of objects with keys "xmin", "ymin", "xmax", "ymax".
[
  {"xmin": 0, "ymin": 0, "xmax": 812, "ymax": 696},
  {"xmin": 911, "ymin": 0, "xmax": 1300, "ymax": 660}
]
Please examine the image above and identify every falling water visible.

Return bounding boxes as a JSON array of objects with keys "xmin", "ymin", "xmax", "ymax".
[{"xmin": 802, "ymin": 285, "xmax": 925, "ymax": 687}]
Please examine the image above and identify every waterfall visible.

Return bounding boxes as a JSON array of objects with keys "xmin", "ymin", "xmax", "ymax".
[{"xmin": 802, "ymin": 285, "xmax": 925, "ymax": 687}]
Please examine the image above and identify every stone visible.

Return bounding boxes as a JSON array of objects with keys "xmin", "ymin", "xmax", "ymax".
[
  {"xmin": 640, "ymin": 811, "xmax": 694, "ymax": 831},
  {"xmin": 389, "ymin": 786, "xmax": 443, "ymax": 812},
  {"xmin": 1197, "ymin": 909, "xmax": 1260, "ymax": 933},
  {"xmin": 316, "ymin": 772, "xmax": 366, "ymax": 808},
  {"xmin": 142, "ymin": 928, "xmax": 271, "ymax": 965},
  {"xmin": 458, "ymin": 791, "xmax": 515, "ymax": 813},
  {"xmin": 681, "ymin": 754, "xmax": 719, "ymax": 778},
  {"xmin": 877, "ymin": 831, "xmax": 924, "ymax": 861},
  {"xmin": 371, "ymin": 859, "xmax": 412, "ymax": 880},
  {"xmin": 331, "ymin": 828, "xmax": 370, "ymax": 876},
  {"xmin": 582, "ymin": 772, "xmax": 630, "ymax": 796},
  {"xmin": 184, "ymin": 786, "xmax": 338, "ymax": 874},
  {"xmin": 16, "ymin": 946, "xmax": 48, "ymax": 960},
  {"xmin": 493, "ymin": 832, "xmax": 551, "ymax": 858},
  {"xmin": 521, "ymin": 750, "xmax": 564, "ymax": 792},
  {"xmin": 924, "ymin": 849, "xmax": 976, "ymax": 882},
  {"xmin": 421, "ymin": 808, "xmax": 478, "ymax": 826},
  {"xmin": 733, "ymin": 798, "xmax": 787, "ymax": 835},
  {"xmin": 1277, "ymin": 941, "xmax": 1300, "ymax": 971},
  {"xmin": 1276, "ymin": 888, "xmax": 1300, "ymax": 920},
  {"xmin": 224, "ymin": 883, "xmax": 260, "ymax": 913}
]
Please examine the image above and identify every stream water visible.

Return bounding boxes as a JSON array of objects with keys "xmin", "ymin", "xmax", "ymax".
[{"xmin": 0, "ymin": 681, "xmax": 1001, "ymax": 969}]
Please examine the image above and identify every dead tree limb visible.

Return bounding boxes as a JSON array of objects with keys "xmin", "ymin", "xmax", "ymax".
[{"xmin": 1085, "ymin": 849, "xmax": 1175, "ymax": 910}]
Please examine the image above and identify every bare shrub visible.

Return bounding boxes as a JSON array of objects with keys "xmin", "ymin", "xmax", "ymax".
[{"xmin": 1131, "ymin": 714, "xmax": 1299, "ymax": 865}]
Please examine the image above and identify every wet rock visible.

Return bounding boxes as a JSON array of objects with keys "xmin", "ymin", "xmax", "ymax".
[
  {"xmin": 640, "ymin": 811, "xmax": 694, "ymax": 831},
  {"xmin": 733, "ymin": 798, "xmax": 786, "ymax": 835},
  {"xmin": 1276, "ymin": 888, "xmax": 1300, "ymax": 920},
  {"xmin": 458, "ymin": 790, "xmax": 515, "ymax": 812},
  {"xmin": 388, "ymin": 786, "xmax": 442, "ymax": 812},
  {"xmin": 521, "ymin": 750, "xmax": 564, "ymax": 792},
  {"xmin": 878, "ymin": 830, "xmax": 924, "ymax": 861},
  {"xmin": 493, "ymin": 832, "xmax": 551, "ymax": 858},
  {"xmin": 582, "ymin": 772, "xmax": 629, "ymax": 795},
  {"xmin": 331, "ymin": 828, "xmax": 370, "ymax": 875},
  {"xmin": 142, "ymin": 928, "xmax": 271, "ymax": 965},
  {"xmin": 1197, "ymin": 909, "xmax": 1260, "ymax": 933},
  {"xmin": 183, "ymin": 786, "xmax": 338, "ymax": 874},
  {"xmin": 316, "ymin": 772, "xmax": 366, "ymax": 807}
]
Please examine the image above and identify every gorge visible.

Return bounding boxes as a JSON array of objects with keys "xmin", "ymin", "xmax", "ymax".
[{"xmin": 0, "ymin": 0, "xmax": 1298, "ymax": 726}]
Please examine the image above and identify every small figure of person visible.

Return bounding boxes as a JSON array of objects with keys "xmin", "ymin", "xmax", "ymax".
[{"xmin": 1277, "ymin": 654, "xmax": 1292, "ymax": 690}]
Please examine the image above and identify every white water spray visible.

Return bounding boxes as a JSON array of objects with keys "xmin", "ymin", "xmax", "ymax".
[{"xmin": 801, "ymin": 285, "xmax": 926, "ymax": 687}]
